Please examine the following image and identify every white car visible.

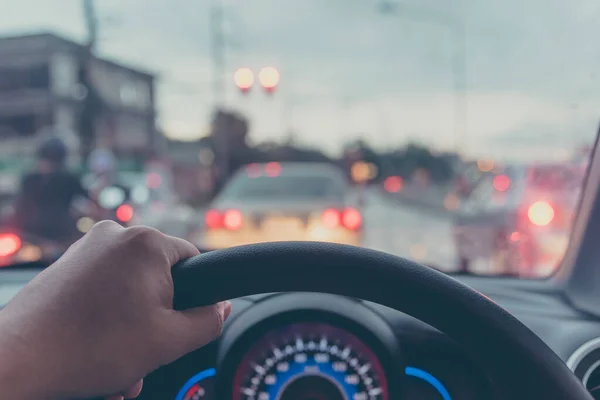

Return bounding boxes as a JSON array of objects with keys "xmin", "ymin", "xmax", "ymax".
[{"xmin": 195, "ymin": 162, "xmax": 362, "ymax": 249}]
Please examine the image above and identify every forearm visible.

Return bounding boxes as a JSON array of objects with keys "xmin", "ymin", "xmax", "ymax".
[{"xmin": 0, "ymin": 312, "xmax": 54, "ymax": 399}]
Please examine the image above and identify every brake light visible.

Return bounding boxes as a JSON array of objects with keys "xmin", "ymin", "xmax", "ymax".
[
  {"xmin": 528, "ymin": 201, "xmax": 554, "ymax": 227},
  {"xmin": 205, "ymin": 209, "xmax": 243, "ymax": 230},
  {"xmin": 342, "ymin": 207, "xmax": 362, "ymax": 230},
  {"xmin": 116, "ymin": 204, "xmax": 134, "ymax": 222},
  {"xmin": 322, "ymin": 208, "xmax": 341, "ymax": 228},
  {"xmin": 321, "ymin": 208, "xmax": 362, "ymax": 230},
  {"xmin": 223, "ymin": 209, "xmax": 243, "ymax": 230},
  {"xmin": 265, "ymin": 162, "xmax": 281, "ymax": 177},
  {"xmin": 384, "ymin": 176, "xmax": 403, "ymax": 193},
  {"xmin": 0, "ymin": 233, "xmax": 21, "ymax": 257},
  {"xmin": 205, "ymin": 209, "xmax": 222, "ymax": 229},
  {"xmin": 493, "ymin": 174, "xmax": 511, "ymax": 192}
]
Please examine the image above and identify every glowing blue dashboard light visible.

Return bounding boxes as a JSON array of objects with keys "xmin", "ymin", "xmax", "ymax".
[
  {"xmin": 405, "ymin": 366, "xmax": 452, "ymax": 400},
  {"xmin": 175, "ymin": 368, "xmax": 216, "ymax": 400}
]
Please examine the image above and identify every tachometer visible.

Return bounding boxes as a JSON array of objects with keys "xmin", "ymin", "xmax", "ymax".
[{"xmin": 232, "ymin": 322, "xmax": 388, "ymax": 400}]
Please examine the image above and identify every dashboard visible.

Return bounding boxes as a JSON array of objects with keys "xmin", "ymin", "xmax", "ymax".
[
  {"xmin": 141, "ymin": 293, "xmax": 493, "ymax": 400},
  {"xmin": 2, "ymin": 269, "xmax": 600, "ymax": 399}
]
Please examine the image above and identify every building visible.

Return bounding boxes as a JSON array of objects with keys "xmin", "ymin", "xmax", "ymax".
[{"xmin": 0, "ymin": 32, "xmax": 158, "ymax": 173}]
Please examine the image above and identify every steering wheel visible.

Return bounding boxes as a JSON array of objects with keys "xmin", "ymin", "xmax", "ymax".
[{"xmin": 172, "ymin": 241, "xmax": 591, "ymax": 400}]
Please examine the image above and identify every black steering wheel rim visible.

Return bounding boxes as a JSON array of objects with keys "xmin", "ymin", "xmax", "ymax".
[{"xmin": 172, "ymin": 241, "xmax": 591, "ymax": 400}]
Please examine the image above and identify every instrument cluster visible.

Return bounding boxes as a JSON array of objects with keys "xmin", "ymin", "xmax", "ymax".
[{"xmin": 141, "ymin": 294, "xmax": 492, "ymax": 400}]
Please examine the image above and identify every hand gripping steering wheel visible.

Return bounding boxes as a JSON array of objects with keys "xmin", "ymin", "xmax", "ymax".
[{"xmin": 172, "ymin": 242, "xmax": 592, "ymax": 400}]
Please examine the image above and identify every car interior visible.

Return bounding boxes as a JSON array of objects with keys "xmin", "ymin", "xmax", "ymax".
[
  {"xmin": 0, "ymin": 133, "xmax": 598, "ymax": 400},
  {"xmin": 1, "ymin": 2, "xmax": 598, "ymax": 400}
]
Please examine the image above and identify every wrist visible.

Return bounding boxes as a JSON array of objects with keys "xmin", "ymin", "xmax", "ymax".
[{"xmin": 0, "ymin": 312, "xmax": 55, "ymax": 399}]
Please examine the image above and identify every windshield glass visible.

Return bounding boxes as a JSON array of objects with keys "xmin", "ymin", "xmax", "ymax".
[
  {"xmin": 221, "ymin": 175, "xmax": 344, "ymax": 200},
  {"xmin": 0, "ymin": 0, "xmax": 598, "ymax": 279},
  {"xmin": 529, "ymin": 166, "xmax": 584, "ymax": 190}
]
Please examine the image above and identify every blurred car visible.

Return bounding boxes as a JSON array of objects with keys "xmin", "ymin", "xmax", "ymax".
[
  {"xmin": 0, "ymin": 230, "xmax": 66, "ymax": 267},
  {"xmin": 194, "ymin": 162, "xmax": 362, "ymax": 248},
  {"xmin": 83, "ymin": 171, "xmax": 194, "ymax": 236},
  {"xmin": 119, "ymin": 172, "xmax": 195, "ymax": 237},
  {"xmin": 452, "ymin": 163, "xmax": 584, "ymax": 276}
]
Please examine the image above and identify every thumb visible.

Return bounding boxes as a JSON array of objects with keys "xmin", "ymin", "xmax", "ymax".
[{"xmin": 167, "ymin": 301, "xmax": 232, "ymax": 360}]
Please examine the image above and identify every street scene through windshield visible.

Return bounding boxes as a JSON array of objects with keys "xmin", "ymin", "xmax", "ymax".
[{"xmin": 0, "ymin": 0, "xmax": 598, "ymax": 278}]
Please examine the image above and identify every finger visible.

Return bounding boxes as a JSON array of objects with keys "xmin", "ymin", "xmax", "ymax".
[
  {"xmin": 122, "ymin": 379, "xmax": 144, "ymax": 399},
  {"xmin": 162, "ymin": 235, "xmax": 200, "ymax": 267},
  {"xmin": 167, "ymin": 301, "xmax": 232, "ymax": 360},
  {"xmin": 105, "ymin": 396, "xmax": 124, "ymax": 400}
]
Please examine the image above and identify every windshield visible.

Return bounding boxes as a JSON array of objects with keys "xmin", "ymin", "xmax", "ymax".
[
  {"xmin": 220, "ymin": 172, "xmax": 345, "ymax": 201},
  {"xmin": 529, "ymin": 166, "xmax": 584, "ymax": 191},
  {"xmin": 0, "ymin": 0, "xmax": 598, "ymax": 279}
]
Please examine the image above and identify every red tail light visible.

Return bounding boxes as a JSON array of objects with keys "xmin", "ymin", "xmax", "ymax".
[
  {"xmin": 321, "ymin": 208, "xmax": 362, "ymax": 231},
  {"xmin": 384, "ymin": 176, "xmax": 403, "ymax": 193},
  {"xmin": 205, "ymin": 209, "xmax": 222, "ymax": 229},
  {"xmin": 528, "ymin": 201, "xmax": 555, "ymax": 227},
  {"xmin": 342, "ymin": 207, "xmax": 362, "ymax": 230},
  {"xmin": 0, "ymin": 233, "xmax": 21, "ymax": 257},
  {"xmin": 265, "ymin": 162, "xmax": 281, "ymax": 177},
  {"xmin": 223, "ymin": 209, "xmax": 243, "ymax": 230},
  {"xmin": 322, "ymin": 208, "xmax": 341, "ymax": 228},
  {"xmin": 493, "ymin": 174, "xmax": 511, "ymax": 192},
  {"xmin": 116, "ymin": 204, "xmax": 134, "ymax": 223},
  {"xmin": 205, "ymin": 209, "xmax": 243, "ymax": 230}
]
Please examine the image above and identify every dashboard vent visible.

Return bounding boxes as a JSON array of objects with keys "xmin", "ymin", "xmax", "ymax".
[{"xmin": 567, "ymin": 337, "xmax": 600, "ymax": 399}]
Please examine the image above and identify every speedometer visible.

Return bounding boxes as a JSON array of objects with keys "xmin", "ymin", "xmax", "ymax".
[{"xmin": 232, "ymin": 322, "xmax": 389, "ymax": 400}]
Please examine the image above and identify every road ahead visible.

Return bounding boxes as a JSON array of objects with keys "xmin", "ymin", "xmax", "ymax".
[
  {"xmin": 355, "ymin": 187, "xmax": 457, "ymax": 272},
  {"xmin": 161, "ymin": 186, "xmax": 459, "ymax": 272}
]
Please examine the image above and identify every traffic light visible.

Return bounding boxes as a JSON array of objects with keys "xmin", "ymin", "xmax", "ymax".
[
  {"xmin": 234, "ymin": 67, "xmax": 254, "ymax": 94},
  {"xmin": 259, "ymin": 66, "xmax": 280, "ymax": 94}
]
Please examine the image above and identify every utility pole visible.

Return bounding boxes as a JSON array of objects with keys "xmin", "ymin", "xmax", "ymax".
[
  {"xmin": 451, "ymin": 24, "xmax": 467, "ymax": 157},
  {"xmin": 83, "ymin": 0, "xmax": 98, "ymax": 51},
  {"xmin": 79, "ymin": 0, "xmax": 99, "ymax": 166},
  {"xmin": 209, "ymin": 0, "xmax": 231, "ymax": 187},
  {"xmin": 209, "ymin": 0, "xmax": 226, "ymax": 107}
]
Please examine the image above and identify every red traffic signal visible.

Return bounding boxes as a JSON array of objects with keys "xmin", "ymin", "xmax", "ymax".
[
  {"xmin": 259, "ymin": 66, "xmax": 280, "ymax": 94},
  {"xmin": 234, "ymin": 67, "xmax": 254, "ymax": 94}
]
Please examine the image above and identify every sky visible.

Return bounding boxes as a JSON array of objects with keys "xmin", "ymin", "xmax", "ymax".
[{"xmin": 1, "ymin": 0, "xmax": 599, "ymax": 160}]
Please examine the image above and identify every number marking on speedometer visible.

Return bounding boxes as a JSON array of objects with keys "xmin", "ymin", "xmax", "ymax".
[
  {"xmin": 355, "ymin": 392, "xmax": 368, "ymax": 400},
  {"xmin": 276, "ymin": 362, "xmax": 289, "ymax": 372},
  {"xmin": 264, "ymin": 375, "xmax": 276, "ymax": 385}
]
